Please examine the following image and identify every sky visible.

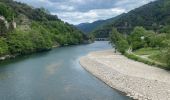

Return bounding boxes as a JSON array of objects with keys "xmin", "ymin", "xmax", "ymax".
[{"xmin": 14, "ymin": 0, "xmax": 155, "ymax": 25}]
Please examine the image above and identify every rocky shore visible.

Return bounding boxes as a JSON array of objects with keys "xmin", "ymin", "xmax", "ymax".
[
  {"xmin": 0, "ymin": 55, "xmax": 16, "ymax": 61},
  {"xmin": 79, "ymin": 50, "xmax": 170, "ymax": 100}
]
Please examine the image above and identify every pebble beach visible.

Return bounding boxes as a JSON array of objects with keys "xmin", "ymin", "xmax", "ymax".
[{"xmin": 80, "ymin": 50, "xmax": 170, "ymax": 100}]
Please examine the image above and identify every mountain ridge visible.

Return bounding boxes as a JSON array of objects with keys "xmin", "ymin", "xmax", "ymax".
[
  {"xmin": 78, "ymin": 0, "xmax": 170, "ymax": 38},
  {"xmin": 75, "ymin": 18, "xmax": 114, "ymax": 33}
]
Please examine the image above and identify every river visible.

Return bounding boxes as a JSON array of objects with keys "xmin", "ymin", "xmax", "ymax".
[{"xmin": 0, "ymin": 41, "xmax": 130, "ymax": 100}]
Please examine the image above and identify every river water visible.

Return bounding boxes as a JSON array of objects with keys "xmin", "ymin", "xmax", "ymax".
[{"xmin": 0, "ymin": 41, "xmax": 130, "ymax": 100}]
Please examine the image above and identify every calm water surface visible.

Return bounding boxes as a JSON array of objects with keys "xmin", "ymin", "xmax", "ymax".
[{"xmin": 0, "ymin": 41, "xmax": 130, "ymax": 100}]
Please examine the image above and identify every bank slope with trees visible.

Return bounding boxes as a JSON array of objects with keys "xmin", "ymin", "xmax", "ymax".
[
  {"xmin": 75, "ymin": 18, "xmax": 114, "ymax": 33},
  {"xmin": 91, "ymin": 0, "xmax": 170, "ymax": 38},
  {"xmin": 0, "ymin": 0, "xmax": 88, "ymax": 58},
  {"xmin": 82, "ymin": 0, "xmax": 170, "ymax": 68},
  {"xmin": 110, "ymin": 26, "xmax": 170, "ymax": 69}
]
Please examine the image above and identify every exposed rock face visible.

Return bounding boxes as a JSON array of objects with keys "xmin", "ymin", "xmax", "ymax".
[
  {"xmin": 0, "ymin": 16, "xmax": 9, "ymax": 28},
  {"xmin": 0, "ymin": 15, "xmax": 16, "ymax": 34},
  {"xmin": 16, "ymin": 14, "xmax": 30, "ymax": 31},
  {"xmin": 12, "ymin": 21, "xmax": 16, "ymax": 29},
  {"xmin": 0, "ymin": 16, "xmax": 9, "ymax": 35}
]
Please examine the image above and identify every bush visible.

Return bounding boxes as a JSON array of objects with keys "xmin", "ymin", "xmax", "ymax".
[
  {"xmin": 165, "ymin": 48, "xmax": 170, "ymax": 68},
  {"xmin": 0, "ymin": 3, "xmax": 14, "ymax": 21},
  {"xmin": 0, "ymin": 37, "xmax": 8, "ymax": 56},
  {"xmin": 7, "ymin": 28, "xmax": 53, "ymax": 54},
  {"xmin": 117, "ymin": 39, "xmax": 129, "ymax": 54}
]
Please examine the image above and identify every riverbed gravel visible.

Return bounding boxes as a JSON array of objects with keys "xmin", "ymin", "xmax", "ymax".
[{"xmin": 80, "ymin": 49, "xmax": 170, "ymax": 100}]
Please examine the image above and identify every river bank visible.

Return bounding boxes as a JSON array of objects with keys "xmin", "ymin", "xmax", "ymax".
[
  {"xmin": 80, "ymin": 49, "xmax": 170, "ymax": 100},
  {"xmin": 0, "ymin": 41, "xmax": 91, "ymax": 62},
  {"xmin": 0, "ymin": 41, "xmax": 129, "ymax": 100}
]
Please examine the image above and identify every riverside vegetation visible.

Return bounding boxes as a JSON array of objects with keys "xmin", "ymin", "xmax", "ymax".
[
  {"xmin": 109, "ymin": 26, "xmax": 170, "ymax": 69},
  {"xmin": 78, "ymin": 0, "xmax": 170, "ymax": 69},
  {"xmin": 0, "ymin": 0, "xmax": 89, "ymax": 58},
  {"xmin": 89, "ymin": 0, "xmax": 170, "ymax": 38}
]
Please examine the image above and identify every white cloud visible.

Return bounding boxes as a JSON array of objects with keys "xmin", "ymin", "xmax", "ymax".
[
  {"xmin": 58, "ymin": 5, "xmax": 75, "ymax": 11},
  {"xmin": 70, "ymin": 0, "xmax": 86, "ymax": 4},
  {"xmin": 52, "ymin": 8, "xmax": 126, "ymax": 24},
  {"xmin": 15, "ymin": 0, "xmax": 156, "ymax": 24}
]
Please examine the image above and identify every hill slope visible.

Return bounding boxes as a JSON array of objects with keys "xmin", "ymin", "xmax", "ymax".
[
  {"xmin": 92, "ymin": 0, "xmax": 170, "ymax": 38},
  {"xmin": 75, "ymin": 19, "xmax": 113, "ymax": 33},
  {"xmin": 0, "ymin": 0, "xmax": 87, "ymax": 57}
]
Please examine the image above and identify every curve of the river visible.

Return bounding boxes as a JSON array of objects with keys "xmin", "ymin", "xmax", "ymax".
[{"xmin": 0, "ymin": 41, "xmax": 130, "ymax": 100}]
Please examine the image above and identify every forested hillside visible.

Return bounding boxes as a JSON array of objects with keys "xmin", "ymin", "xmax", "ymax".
[
  {"xmin": 107, "ymin": 0, "xmax": 170, "ymax": 68},
  {"xmin": 92, "ymin": 0, "xmax": 170, "ymax": 38},
  {"xmin": 76, "ymin": 19, "xmax": 113, "ymax": 33},
  {"xmin": 0, "ymin": 0, "xmax": 88, "ymax": 57}
]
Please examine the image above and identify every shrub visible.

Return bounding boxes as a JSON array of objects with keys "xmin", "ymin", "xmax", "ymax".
[
  {"xmin": 117, "ymin": 39, "xmax": 129, "ymax": 54},
  {"xmin": 0, "ymin": 37, "xmax": 8, "ymax": 56},
  {"xmin": 165, "ymin": 48, "xmax": 170, "ymax": 68}
]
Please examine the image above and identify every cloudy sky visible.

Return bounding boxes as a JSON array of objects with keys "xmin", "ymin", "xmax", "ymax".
[{"xmin": 15, "ymin": 0, "xmax": 155, "ymax": 25}]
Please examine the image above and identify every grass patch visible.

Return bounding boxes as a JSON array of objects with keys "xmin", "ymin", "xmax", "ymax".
[
  {"xmin": 124, "ymin": 52, "xmax": 168, "ymax": 69},
  {"xmin": 133, "ymin": 48, "xmax": 160, "ymax": 55},
  {"xmin": 148, "ymin": 51, "xmax": 167, "ymax": 64},
  {"xmin": 134, "ymin": 48, "xmax": 167, "ymax": 64}
]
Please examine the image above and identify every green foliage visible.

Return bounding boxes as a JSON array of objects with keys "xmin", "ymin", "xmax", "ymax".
[
  {"xmin": 0, "ymin": 2, "xmax": 14, "ymax": 21},
  {"xmin": 0, "ymin": 0, "xmax": 87, "ymax": 58},
  {"xmin": 134, "ymin": 48, "xmax": 160, "ymax": 55},
  {"xmin": 117, "ymin": 39, "xmax": 129, "ymax": 54},
  {"xmin": 0, "ymin": 37, "xmax": 8, "ymax": 56},
  {"xmin": 91, "ymin": 0, "xmax": 170, "ymax": 38},
  {"xmin": 160, "ymin": 25, "xmax": 170, "ymax": 34},
  {"xmin": 125, "ymin": 52, "xmax": 167, "ymax": 69},
  {"xmin": 110, "ymin": 28, "xmax": 129, "ymax": 54},
  {"xmin": 127, "ymin": 27, "xmax": 166, "ymax": 50},
  {"xmin": 148, "ymin": 33, "xmax": 165, "ymax": 48},
  {"xmin": 128, "ymin": 27, "xmax": 147, "ymax": 50},
  {"xmin": 35, "ymin": 21, "xmax": 84, "ymax": 45},
  {"xmin": 166, "ymin": 48, "xmax": 170, "ymax": 68},
  {"xmin": 126, "ymin": 26, "xmax": 170, "ymax": 69},
  {"xmin": 7, "ymin": 28, "xmax": 53, "ymax": 54},
  {"xmin": 0, "ymin": 20, "xmax": 8, "ymax": 34}
]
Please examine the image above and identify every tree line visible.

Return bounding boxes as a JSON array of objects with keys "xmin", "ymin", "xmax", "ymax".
[{"xmin": 110, "ymin": 26, "xmax": 170, "ymax": 69}]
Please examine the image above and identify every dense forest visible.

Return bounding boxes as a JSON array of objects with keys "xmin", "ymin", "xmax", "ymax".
[
  {"xmin": 91, "ymin": 0, "xmax": 170, "ymax": 38},
  {"xmin": 0, "ymin": 0, "xmax": 88, "ymax": 57}
]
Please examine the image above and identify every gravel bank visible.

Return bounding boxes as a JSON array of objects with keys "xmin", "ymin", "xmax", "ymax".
[{"xmin": 79, "ymin": 49, "xmax": 170, "ymax": 100}]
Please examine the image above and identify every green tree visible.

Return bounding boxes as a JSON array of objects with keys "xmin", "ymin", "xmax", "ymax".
[
  {"xmin": 0, "ymin": 3, "xmax": 14, "ymax": 21},
  {"xmin": 110, "ymin": 28, "xmax": 129, "ymax": 53},
  {"xmin": 160, "ymin": 25, "xmax": 170, "ymax": 34},
  {"xmin": 128, "ymin": 27, "xmax": 147, "ymax": 50}
]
